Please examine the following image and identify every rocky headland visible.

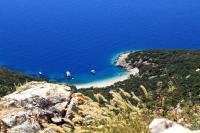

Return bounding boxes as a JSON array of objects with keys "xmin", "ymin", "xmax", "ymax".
[{"xmin": 114, "ymin": 51, "xmax": 140, "ymax": 76}]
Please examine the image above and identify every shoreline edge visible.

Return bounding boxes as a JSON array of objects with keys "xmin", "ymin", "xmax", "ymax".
[{"xmin": 75, "ymin": 51, "xmax": 139, "ymax": 89}]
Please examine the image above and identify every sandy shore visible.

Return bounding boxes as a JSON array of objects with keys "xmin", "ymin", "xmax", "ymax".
[
  {"xmin": 76, "ymin": 51, "xmax": 139, "ymax": 89},
  {"xmin": 75, "ymin": 73, "xmax": 129, "ymax": 89}
]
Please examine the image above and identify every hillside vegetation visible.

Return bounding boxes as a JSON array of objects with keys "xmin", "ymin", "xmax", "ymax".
[
  {"xmin": 0, "ymin": 67, "xmax": 44, "ymax": 96},
  {"xmin": 79, "ymin": 50, "xmax": 200, "ymax": 129}
]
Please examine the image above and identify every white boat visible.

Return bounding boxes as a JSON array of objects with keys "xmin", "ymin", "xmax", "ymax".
[
  {"xmin": 39, "ymin": 72, "xmax": 43, "ymax": 75},
  {"xmin": 66, "ymin": 71, "xmax": 71, "ymax": 79},
  {"xmin": 90, "ymin": 69, "xmax": 96, "ymax": 75}
]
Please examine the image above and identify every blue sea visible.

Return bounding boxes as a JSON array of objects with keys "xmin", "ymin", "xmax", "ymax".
[{"xmin": 0, "ymin": 0, "xmax": 200, "ymax": 84}]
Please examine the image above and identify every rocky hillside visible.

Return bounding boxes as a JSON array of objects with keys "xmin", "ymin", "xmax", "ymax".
[{"xmin": 0, "ymin": 81, "xmax": 199, "ymax": 133}]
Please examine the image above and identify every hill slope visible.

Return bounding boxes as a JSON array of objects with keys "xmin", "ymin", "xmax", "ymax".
[
  {"xmin": 0, "ymin": 67, "xmax": 44, "ymax": 96},
  {"xmin": 79, "ymin": 50, "xmax": 200, "ymax": 129}
]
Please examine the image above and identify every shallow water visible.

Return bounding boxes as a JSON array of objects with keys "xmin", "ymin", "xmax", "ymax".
[{"xmin": 0, "ymin": 0, "xmax": 200, "ymax": 84}]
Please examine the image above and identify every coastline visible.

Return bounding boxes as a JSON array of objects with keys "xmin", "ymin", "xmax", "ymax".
[
  {"xmin": 0, "ymin": 51, "xmax": 138, "ymax": 90},
  {"xmin": 75, "ymin": 51, "xmax": 139, "ymax": 89},
  {"xmin": 75, "ymin": 73, "xmax": 128, "ymax": 89}
]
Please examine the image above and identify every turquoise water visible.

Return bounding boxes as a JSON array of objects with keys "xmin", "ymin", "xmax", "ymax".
[{"xmin": 0, "ymin": 0, "xmax": 200, "ymax": 84}]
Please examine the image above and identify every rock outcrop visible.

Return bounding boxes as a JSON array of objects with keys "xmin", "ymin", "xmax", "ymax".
[
  {"xmin": 115, "ymin": 52, "xmax": 140, "ymax": 76},
  {"xmin": 0, "ymin": 81, "xmax": 92, "ymax": 133},
  {"xmin": 149, "ymin": 118, "xmax": 200, "ymax": 133}
]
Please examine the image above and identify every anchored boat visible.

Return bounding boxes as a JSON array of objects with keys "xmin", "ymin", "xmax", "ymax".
[
  {"xmin": 90, "ymin": 69, "xmax": 96, "ymax": 75},
  {"xmin": 66, "ymin": 71, "xmax": 72, "ymax": 79}
]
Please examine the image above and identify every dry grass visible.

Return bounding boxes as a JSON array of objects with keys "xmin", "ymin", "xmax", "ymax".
[
  {"xmin": 73, "ymin": 89, "xmax": 150, "ymax": 133},
  {"xmin": 72, "ymin": 85, "xmax": 200, "ymax": 133},
  {"xmin": 15, "ymin": 82, "xmax": 30, "ymax": 92}
]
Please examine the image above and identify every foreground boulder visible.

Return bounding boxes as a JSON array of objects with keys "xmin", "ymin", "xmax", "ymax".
[
  {"xmin": 2, "ymin": 81, "xmax": 73, "ymax": 109},
  {"xmin": 0, "ymin": 81, "xmax": 93, "ymax": 133},
  {"xmin": 149, "ymin": 118, "xmax": 200, "ymax": 133}
]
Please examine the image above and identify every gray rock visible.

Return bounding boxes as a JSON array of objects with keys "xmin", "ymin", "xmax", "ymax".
[
  {"xmin": 2, "ymin": 111, "xmax": 28, "ymax": 127},
  {"xmin": 47, "ymin": 95, "xmax": 69, "ymax": 105},
  {"xmin": 67, "ymin": 98, "xmax": 79, "ymax": 113},
  {"xmin": 49, "ymin": 101, "xmax": 68, "ymax": 114},
  {"xmin": 43, "ymin": 128, "xmax": 57, "ymax": 133},
  {"xmin": 0, "ymin": 82, "xmax": 74, "ymax": 132},
  {"xmin": 9, "ymin": 118, "xmax": 41, "ymax": 133},
  {"xmin": 51, "ymin": 116, "xmax": 62, "ymax": 124},
  {"xmin": 149, "ymin": 118, "xmax": 199, "ymax": 133}
]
